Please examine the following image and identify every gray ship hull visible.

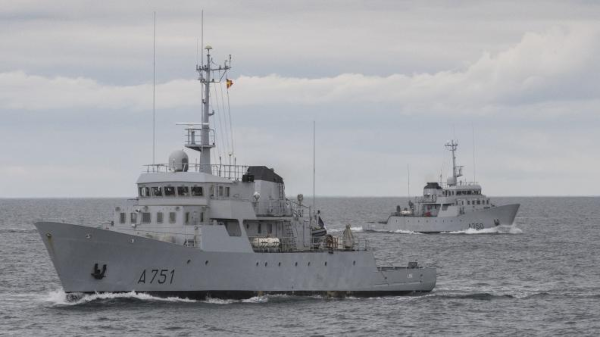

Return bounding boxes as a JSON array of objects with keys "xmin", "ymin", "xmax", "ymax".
[
  {"xmin": 36, "ymin": 222, "xmax": 436, "ymax": 299},
  {"xmin": 371, "ymin": 204, "xmax": 519, "ymax": 233}
]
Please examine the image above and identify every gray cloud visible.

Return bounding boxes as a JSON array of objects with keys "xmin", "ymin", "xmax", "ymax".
[{"xmin": 1, "ymin": 1, "xmax": 600, "ymax": 197}]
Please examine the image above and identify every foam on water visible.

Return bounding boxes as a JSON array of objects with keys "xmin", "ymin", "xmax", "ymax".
[
  {"xmin": 42, "ymin": 290, "xmax": 197, "ymax": 306},
  {"xmin": 201, "ymin": 295, "xmax": 270, "ymax": 304},
  {"xmin": 203, "ymin": 297, "xmax": 238, "ymax": 305},
  {"xmin": 448, "ymin": 224, "xmax": 523, "ymax": 235},
  {"xmin": 41, "ymin": 291, "xmax": 300, "ymax": 306},
  {"xmin": 327, "ymin": 226, "xmax": 363, "ymax": 233},
  {"xmin": 241, "ymin": 296, "xmax": 269, "ymax": 303},
  {"xmin": 364, "ymin": 227, "xmax": 421, "ymax": 234},
  {"xmin": 393, "ymin": 229, "xmax": 422, "ymax": 234}
]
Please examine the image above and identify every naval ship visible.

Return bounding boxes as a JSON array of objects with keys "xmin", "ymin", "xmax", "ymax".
[
  {"xmin": 35, "ymin": 46, "xmax": 436, "ymax": 299},
  {"xmin": 368, "ymin": 140, "xmax": 519, "ymax": 233}
]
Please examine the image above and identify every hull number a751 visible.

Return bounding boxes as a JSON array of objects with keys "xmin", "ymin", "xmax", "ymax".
[{"xmin": 138, "ymin": 269, "xmax": 175, "ymax": 284}]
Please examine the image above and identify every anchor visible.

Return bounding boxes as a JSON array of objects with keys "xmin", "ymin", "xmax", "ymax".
[
  {"xmin": 494, "ymin": 219, "xmax": 500, "ymax": 226},
  {"xmin": 91, "ymin": 263, "xmax": 107, "ymax": 280}
]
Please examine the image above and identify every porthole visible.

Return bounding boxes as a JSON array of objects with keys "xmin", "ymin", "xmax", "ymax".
[
  {"xmin": 308, "ymin": 262, "xmax": 311, "ymax": 266},
  {"xmin": 353, "ymin": 261, "xmax": 356, "ymax": 265},
  {"xmin": 324, "ymin": 262, "xmax": 328, "ymax": 266},
  {"xmin": 295, "ymin": 262, "xmax": 298, "ymax": 267},
  {"xmin": 256, "ymin": 262, "xmax": 259, "ymax": 266},
  {"xmin": 278, "ymin": 262, "xmax": 281, "ymax": 267},
  {"xmin": 205, "ymin": 260, "xmax": 209, "ymax": 265},
  {"xmin": 187, "ymin": 259, "xmax": 191, "ymax": 264},
  {"xmin": 265, "ymin": 262, "xmax": 268, "ymax": 267}
]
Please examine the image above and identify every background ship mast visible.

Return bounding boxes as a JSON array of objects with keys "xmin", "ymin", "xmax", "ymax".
[{"xmin": 445, "ymin": 140, "xmax": 463, "ymax": 186}]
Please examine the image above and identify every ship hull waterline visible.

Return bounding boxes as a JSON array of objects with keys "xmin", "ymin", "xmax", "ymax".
[
  {"xmin": 36, "ymin": 222, "xmax": 436, "ymax": 300},
  {"xmin": 372, "ymin": 204, "xmax": 520, "ymax": 233}
]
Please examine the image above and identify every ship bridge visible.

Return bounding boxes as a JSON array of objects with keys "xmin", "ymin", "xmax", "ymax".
[{"xmin": 444, "ymin": 183, "xmax": 483, "ymax": 196}]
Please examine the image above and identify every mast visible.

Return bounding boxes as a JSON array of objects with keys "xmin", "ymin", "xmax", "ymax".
[
  {"xmin": 152, "ymin": 12, "xmax": 156, "ymax": 165},
  {"xmin": 201, "ymin": 46, "xmax": 212, "ymax": 174},
  {"xmin": 185, "ymin": 45, "xmax": 230, "ymax": 174},
  {"xmin": 445, "ymin": 140, "xmax": 462, "ymax": 186},
  {"xmin": 313, "ymin": 121, "xmax": 316, "ymax": 213}
]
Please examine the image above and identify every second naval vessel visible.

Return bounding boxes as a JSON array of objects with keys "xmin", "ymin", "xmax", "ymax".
[
  {"xmin": 35, "ymin": 45, "xmax": 436, "ymax": 299},
  {"xmin": 368, "ymin": 140, "xmax": 519, "ymax": 233}
]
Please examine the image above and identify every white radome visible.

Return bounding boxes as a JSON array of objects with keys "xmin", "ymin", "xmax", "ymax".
[{"xmin": 168, "ymin": 150, "xmax": 189, "ymax": 172}]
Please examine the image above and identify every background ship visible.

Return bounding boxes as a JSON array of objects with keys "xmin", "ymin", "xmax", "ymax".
[
  {"xmin": 35, "ymin": 45, "xmax": 436, "ymax": 299},
  {"xmin": 368, "ymin": 140, "xmax": 519, "ymax": 233}
]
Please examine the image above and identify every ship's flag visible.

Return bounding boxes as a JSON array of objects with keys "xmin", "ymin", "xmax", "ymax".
[
  {"xmin": 318, "ymin": 216, "xmax": 325, "ymax": 228},
  {"xmin": 226, "ymin": 79, "xmax": 234, "ymax": 89}
]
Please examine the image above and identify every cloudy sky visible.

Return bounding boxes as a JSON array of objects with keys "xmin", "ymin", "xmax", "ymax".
[{"xmin": 1, "ymin": 0, "xmax": 599, "ymax": 197}]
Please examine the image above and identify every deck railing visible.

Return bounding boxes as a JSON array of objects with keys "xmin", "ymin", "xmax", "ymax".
[
  {"xmin": 143, "ymin": 163, "xmax": 249, "ymax": 181},
  {"xmin": 249, "ymin": 235, "xmax": 369, "ymax": 253}
]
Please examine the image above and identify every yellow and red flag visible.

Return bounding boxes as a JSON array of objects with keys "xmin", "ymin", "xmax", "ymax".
[{"xmin": 226, "ymin": 79, "xmax": 234, "ymax": 89}]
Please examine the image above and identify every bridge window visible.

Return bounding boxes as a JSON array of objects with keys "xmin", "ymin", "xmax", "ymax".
[
  {"xmin": 142, "ymin": 212, "xmax": 151, "ymax": 223},
  {"xmin": 152, "ymin": 186, "xmax": 162, "ymax": 197},
  {"xmin": 218, "ymin": 186, "xmax": 224, "ymax": 197},
  {"xmin": 130, "ymin": 212, "xmax": 137, "ymax": 223},
  {"xmin": 119, "ymin": 212, "xmax": 126, "ymax": 224},
  {"xmin": 157, "ymin": 212, "xmax": 164, "ymax": 223},
  {"xmin": 139, "ymin": 186, "xmax": 150, "ymax": 198},
  {"xmin": 225, "ymin": 187, "xmax": 230, "ymax": 197},
  {"xmin": 268, "ymin": 223, "xmax": 273, "ymax": 234},
  {"xmin": 185, "ymin": 212, "xmax": 190, "ymax": 224},
  {"xmin": 164, "ymin": 186, "xmax": 176, "ymax": 197},
  {"xmin": 191, "ymin": 186, "xmax": 203, "ymax": 196},
  {"xmin": 467, "ymin": 200, "xmax": 470, "ymax": 205},
  {"xmin": 178, "ymin": 186, "xmax": 189, "ymax": 197},
  {"xmin": 169, "ymin": 212, "xmax": 176, "ymax": 223},
  {"xmin": 258, "ymin": 223, "xmax": 262, "ymax": 234}
]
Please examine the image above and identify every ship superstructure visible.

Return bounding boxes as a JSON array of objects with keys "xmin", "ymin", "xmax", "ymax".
[
  {"xmin": 369, "ymin": 140, "xmax": 519, "ymax": 233},
  {"xmin": 35, "ymin": 46, "xmax": 436, "ymax": 299}
]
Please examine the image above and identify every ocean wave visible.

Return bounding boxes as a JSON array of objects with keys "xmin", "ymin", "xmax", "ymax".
[
  {"xmin": 0, "ymin": 228, "xmax": 37, "ymax": 234},
  {"xmin": 434, "ymin": 292, "xmax": 515, "ymax": 300},
  {"xmin": 432, "ymin": 286, "xmax": 551, "ymax": 300}
]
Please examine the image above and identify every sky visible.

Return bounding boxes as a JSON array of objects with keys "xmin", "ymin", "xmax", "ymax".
[{"xmin": 1, "ymin": 0, "xmax": 599, "ymax": 197}]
